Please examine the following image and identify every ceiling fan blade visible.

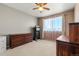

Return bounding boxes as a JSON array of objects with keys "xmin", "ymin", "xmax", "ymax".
[
  {"xmin": 35, "ymin": 3, "xmax": 47, "ymax": 7},
  {"xmin": 43, "ymin": 7, "xmax": 50, "ymax": 10},
  {"xmin": 42, "ymin": 3, "xmax": 47, "ymax": 6},
  {"xmin": 33, "ymin": 7, "xmax": 39, "ymax": 10},
  {"xmin": 35, "ymin": 3, "xmax": 40, "ymax": 6}
]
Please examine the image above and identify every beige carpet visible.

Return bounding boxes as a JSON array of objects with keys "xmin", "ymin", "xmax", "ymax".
[{"xmin": 0, "ymin": 40, "xmax": 56, "ymax": 56}]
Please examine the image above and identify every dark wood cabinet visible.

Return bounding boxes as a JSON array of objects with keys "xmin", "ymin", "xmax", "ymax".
[
  {"xmin": 57, "ymin": 23, "xmax": 79, "ymax": 56},
  {"xmin": 9, "ymin": 33, "xmax": 33, "ymax": 48},
  {"xmin": 57, "ymin": 37, "xmax": 79, "ymax": 56}
]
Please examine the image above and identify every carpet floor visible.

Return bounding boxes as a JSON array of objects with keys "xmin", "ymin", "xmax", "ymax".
[{"xmin": 0, "ymin": 40, "xmax": 56, "ymax": 56}]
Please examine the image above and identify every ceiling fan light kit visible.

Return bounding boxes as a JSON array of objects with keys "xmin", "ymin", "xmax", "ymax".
[{"xmin": 33, "ymin": 3, "xmax": 50, "ymax": 13}]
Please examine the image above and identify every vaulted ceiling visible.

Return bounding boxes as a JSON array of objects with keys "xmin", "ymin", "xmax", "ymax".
[{"xmin": 3, "ymin": 3, "xmax": 75, "ymax": 17}]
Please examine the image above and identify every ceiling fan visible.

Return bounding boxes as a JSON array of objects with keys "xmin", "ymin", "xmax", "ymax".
[{"xmin": 33, "ymin": 3, "xmax": 50, "ymax": 13}]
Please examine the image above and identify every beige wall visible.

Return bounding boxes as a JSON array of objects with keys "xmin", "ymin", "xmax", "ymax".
[
  {"xmin": 64, "ymin": 10, "xmax": 74, "ymax": 36},
  {"xmin": 0, "ymin": 4, "xmax": 37, "ymax": 35},
  {"xmin": 75, "ymin": 4, "xmax": 79, "ymax": 22}
]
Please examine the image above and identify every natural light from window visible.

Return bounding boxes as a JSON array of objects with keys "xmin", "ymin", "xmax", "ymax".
[{"xmin": 43, "ymin": 16, "xmax": 62, "ymax": 32}]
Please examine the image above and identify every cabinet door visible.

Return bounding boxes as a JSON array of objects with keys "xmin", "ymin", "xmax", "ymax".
[
  {"xmin": 57, "ymin": 44, "xmax": 64, "ymax": 56},
  {"xmin": 68, "ymin": 44, "xmax": 79, "ymax": 56},
  {"xmin": 57, "ymin": 41, "xmax": 70, "ymax": 56},
  {"xmin": 73, "ymin": 45, "xmax": 79, "ymax": 56},
  {"xmin": 75, "ymin": 48, "xmax": 79, "ymax": 56},
  {"xmin": 69, "ymin": 24, "xmax": 78, "ymax": 43}
]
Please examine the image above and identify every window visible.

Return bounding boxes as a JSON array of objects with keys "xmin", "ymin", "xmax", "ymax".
[
  {"xmin": 43, "ymin": 16, "xmax": 62, "ymax": 32},
  {"xmin": 43, "ymin": 19, "xmax": 53, "ymax": 31},
  {"xmin": 52, "ymin": 16, "xmax": 62, "ymax": 31}
]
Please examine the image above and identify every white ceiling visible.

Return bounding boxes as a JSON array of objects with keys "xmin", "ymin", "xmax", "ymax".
[{"xmin": 3, "ymin": 3, "xmax": 75, "ymax": 17}]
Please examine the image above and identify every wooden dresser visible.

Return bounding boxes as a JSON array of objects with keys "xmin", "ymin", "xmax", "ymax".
[
  {"xmin": 56, "ymin": 35, "xmax": 79, "ymax": 56},
  {"xmin": 9, "ymin": 33, "xmax": 33, "ymax": 48}
]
